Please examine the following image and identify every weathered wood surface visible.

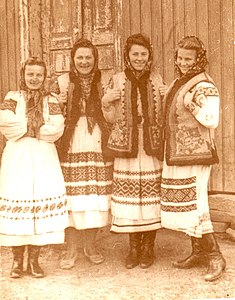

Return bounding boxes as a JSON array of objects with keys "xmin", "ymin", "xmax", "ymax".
[
  {"xmin": 122, "ymin": 0, "xmax": 235, "ymax": 193},
  {"xmin": 0, "ymin": 0, "xmax": 234, "ymax": 193},
  {"xmin": 209, "ymin": 194, "xmax": 235, "ymax": 230}
]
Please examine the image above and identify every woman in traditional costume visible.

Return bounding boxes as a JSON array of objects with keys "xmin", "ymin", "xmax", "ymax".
[
  {"xmin": 0, "ymin": 57, "xmax": 68, "ymax": 278},
  {"xmin": 160, "ymin": 36, "xmax": 226, "ymax": 281},
  {"xmin": 53, "ymin": 38, "xmax": 113, "ymax": 269},
  {"xmin": 101, "ymin": 33, "xmax": 167, "ymax": 269}
]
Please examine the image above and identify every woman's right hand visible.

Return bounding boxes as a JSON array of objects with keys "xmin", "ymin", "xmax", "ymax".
[
  {"xmin": 102, "ymin": 88, "xmax": 121, "ymax": 105},
  {"xmin": 58, "ymin": 91, "xmax": 68, "ymax": 104}
]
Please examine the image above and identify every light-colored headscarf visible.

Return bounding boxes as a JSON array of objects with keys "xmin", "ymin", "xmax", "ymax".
[{"xmin": 20, "ymin": 57, "xmax": 47, "ymax": 138}]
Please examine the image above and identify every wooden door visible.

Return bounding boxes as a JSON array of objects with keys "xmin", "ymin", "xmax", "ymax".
[{"xmin": 41, "ymin": 0, "xmax": 122, "ymax": 85}]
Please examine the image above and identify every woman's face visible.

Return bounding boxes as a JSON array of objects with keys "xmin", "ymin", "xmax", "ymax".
[
  {"xmin": 128, "ymin": 44, "xmax": 149, "ymax": 72},
  {"xmin": 24, "ymin": 65, "xmax": 45, "ymax": 90},
  {"xmin": 74, "ymin": 47, "xmax": 95, "ymax": 75},
  {"xmin": 176, "ymin": 48, "xmax": 197, "ymax": 74}
]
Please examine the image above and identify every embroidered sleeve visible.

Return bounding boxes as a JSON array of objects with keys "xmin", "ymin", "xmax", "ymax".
[
  {"xmin": 0, "ymin": 91, "xmax": 27, "ymax": 141},
  {"xmin": 0, "ymin": 99, "xmax": 17, "ymax": 113},
  {"xmin": 185, "ymin": 82, "xmax": 220, "ymax": 129},
  {"xmin": 48, "ymin": 102, "xmax": 63, "ymax": 115}
]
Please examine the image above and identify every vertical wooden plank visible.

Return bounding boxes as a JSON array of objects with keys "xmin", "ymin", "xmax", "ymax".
[
  {"xmin": 233, "ymin": 0, "xmax": 235, "ymax": 193},
  {"xmin": 28, "ymin": 0, "xmax": 42, "ymax": 57},
  {"xmin": 184, "ymin": 0, "xmax": 197, "ymax": 36},
  {"xmin": 7, "ymin": 0, "xmax": 17, "ymax": 91},
  {"xmin": 196, "ymin": 0, "xmax": 209, "ymax": 50},
  {"xmin": 0, "ymin": 0, "xmax": 8, "ymax": 161},
  {"xmin": 0, "ymin": 0, "xmax": 9, "ymax": 98},
  {"xmin": 122, "ymin": 0, "xmax": 131, "ymax": 48},
  {"xmin": 83, "ymin": 0, "xmax": 93, "ymax": 40},
  {"xmin": 161, "ymin": 0, "xmax": 174, "ymax": 83},
  {"xmin": 173, "ymin": 0, "xmax": 185, "ymax": 81},
  {"xmin": 221, "ymin": 0, "xmax": 235, "ymax": 192},
  {"xmin": 173, "ymin": 0, "xmax": 185, "ymax": 43},
  {"xmin": 151, "ymin": 0, "xmax": 164, "ymax": 76},
  {"xmin": 140, "ymin": 0, "xmax": 151, "ymax": 37},
  {"xmin": 207, "ymin": 0, "xmax": 223, "ymax": 191},
  {"xmin": 0, "ymin": 21, "xmax": 2, "ymax": 101},
  {"xmin": 14, "ymin": 0, "xmax": 21, "ymax": 90},
  {"xmin": 114, "ymin": 0, "xmax": 123, "ymax": 71},
  {"xmin": 129, "ymin": 0, "xmax": 140, "ymax": 34},
  {"xmin": 19, "ymin": 0, "xmax": 29, "ymax": 63}
]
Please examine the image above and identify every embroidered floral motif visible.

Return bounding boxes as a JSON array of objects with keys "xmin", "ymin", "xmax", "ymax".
[
  {"xmin": 195, "ymin": 86, "xmax": 219, "ymax": 97},
  {"xmin": 48, "ymin": 102, "xmax": 62, "ymax": 115},
  {"xmin": 108, "ymin": 119, "xmax": 130, "ymax": 150},
  {"xmin": 186, "ymin": 86, "xmax": 219, "ymax": 114},
  {"xmin": 149, "ymin": 126, "xmax": 162, "ymax": 149},
  {"xmin": 0, "ymin": 197, "xmax": 67, "ymax": 220},
  {"xmin": 176, "ymin": 125, "xmax": 205, "ymax": 154}
]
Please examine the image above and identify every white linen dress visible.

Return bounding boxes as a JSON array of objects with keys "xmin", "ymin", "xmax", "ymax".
[{"xmin": 0, "ymin": 91, "xmax": 68, "ymax": 246}]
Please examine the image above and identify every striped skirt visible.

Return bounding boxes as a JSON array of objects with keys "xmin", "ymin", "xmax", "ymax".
[
  {"xmin": 61, "ymin": 117, "xmax": 113, "ymax": 230},
  {"xmin": 161, "ymin": 162, "xmax": 214, "ymax": 237},
  {"xmin": 111, "ymin": 127, "xmax": 162, "ymax": 233}
]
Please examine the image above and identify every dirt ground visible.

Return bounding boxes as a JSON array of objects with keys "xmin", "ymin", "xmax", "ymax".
[{"xmin": 1, "ymin": 228, "xmax": 235, "ymax": 300}]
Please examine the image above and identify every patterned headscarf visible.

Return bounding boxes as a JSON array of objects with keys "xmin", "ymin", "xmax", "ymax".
[
  {"xmin": 174, "ymin": 36, "xmax": 208, "ymax": 78},
  {"xmin": 20, "ymin": 57, "xmax": 47, "ymax": 138},
  {"xmin": 122, "ymin": 34, "xmax": 156, "ymax": 157},
  {"xmin": 69, "ymin": 38, "xmax": 99, "ymax": 81},
  {"xmin": 67, "ymin": 38, "xmax": 101, "ymax": 132},
  {"xmin": 124, "ymin": 33, "xmax": 153, "ymax": 79}
]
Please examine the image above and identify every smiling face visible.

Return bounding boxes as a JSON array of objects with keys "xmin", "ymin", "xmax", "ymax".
[
  {"xmin": 176, "ymin": 48, "xmax": 197, "ymax": 74},
  {"xmin": 128, "ymin": 44, "xmax": 149, "ymax": 72},
  {"xmin": 24, "ymin": 65, "xmax": 45, "ymax": 90},
  {"xmin": 74, "ymin": 47, "xmax": 95, "ymax": 75}
]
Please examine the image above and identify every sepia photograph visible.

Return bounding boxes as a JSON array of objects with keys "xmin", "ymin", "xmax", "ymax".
[{"xmin": 0, "ymin": 0, "xmax": 234, "ymax": 299}]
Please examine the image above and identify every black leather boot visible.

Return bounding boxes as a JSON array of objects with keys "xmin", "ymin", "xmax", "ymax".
[
  {"xmin": 10, "ymin": 246, "xmax": 25, "ymax": 278},
  {"xmin": 125, "ymin": 233, "xmax": 142, "ymax": 269},
  {"xmin": 173, "ymin": 237, "xmax": 207, "ymax": 269},
  {"xmin": 202, "ymin": 233, "xmax": 226, "ymax": 282},
  {"xmin": 139, "ymin": 231, "xmax": 156, "ymax": 269},
  {"xmin": 27, "ymin": 245, "xmax": 45, "ymax": 278}
]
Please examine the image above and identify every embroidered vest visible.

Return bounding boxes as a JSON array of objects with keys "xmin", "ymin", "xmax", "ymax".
[
  {"xmin": 165, "ymin": 72, "xmax": 219, "ymax": 166},
  {"xmin": 106, "ymin": 71, "xmax": 164, "ymax": 160}
]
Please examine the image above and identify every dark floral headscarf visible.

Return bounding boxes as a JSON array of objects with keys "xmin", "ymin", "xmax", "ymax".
[
  {"xmin": 67, "ymin": 38, "xmax": 101, "ymax": 132},
  {"xmin": 175, "ymin": 36, "xmax": 208, "ymax": 78},
  {"xmin": 124, "ymin": 33, "xmax": 153, "ymax": 79},
  {"xmin": 69, "ymin": 38, "xmax": 99, "ymax": 82},
  {"xmin": 20, "ymin": 57, "xmax": 47, "ymax": 138}
]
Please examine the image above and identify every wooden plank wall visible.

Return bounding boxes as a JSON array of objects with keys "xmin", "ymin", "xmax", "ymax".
[
  {"xmin": 0, "ymin": 0, "xmax": 234, "ymax": 193},
  {"xmin": 122, "ymin": 0, "xmax": 235, "ymax": 193},
  {"xmin": 0, "ymin": 0, "xmax": 20, "ymax": 159}
]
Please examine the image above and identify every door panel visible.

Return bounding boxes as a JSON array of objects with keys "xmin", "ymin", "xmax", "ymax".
[
  {"xmin": 41, "ymin": 0, "xmax": 82, "ymax": 76},
  {"xmin": 41, "ymin": 0, "xmax": 122, "ymax": 84}
]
